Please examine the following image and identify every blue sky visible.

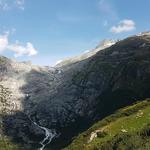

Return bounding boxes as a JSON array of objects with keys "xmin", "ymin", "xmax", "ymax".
[{"xmin": 0, "ymin": 0, "xmax": 150, "ymax": 65}]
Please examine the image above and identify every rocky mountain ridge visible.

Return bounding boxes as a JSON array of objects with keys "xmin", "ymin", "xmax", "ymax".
[
  {"xmin": 56, "ymin": 39, "xmax": 116, "ymax": 67},
  {"xmin": 0, "ymin": 32, "xmax": 150, "ymax": 149}
]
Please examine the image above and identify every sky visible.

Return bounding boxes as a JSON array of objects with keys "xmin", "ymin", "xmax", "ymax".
[{"xmin": 0, "ymin": 0, "xmax": 150, "ymax": 66}]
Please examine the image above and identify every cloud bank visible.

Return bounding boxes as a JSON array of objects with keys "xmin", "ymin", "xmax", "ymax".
[
  {"xmin": 0, "ymin": 32, "xmax": 37, "ymax": 57},
  {"xmin": 110, "ymin": 19, "xmax": 136, "ymax": 33}
]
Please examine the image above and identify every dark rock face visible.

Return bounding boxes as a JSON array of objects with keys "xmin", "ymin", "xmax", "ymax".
[
  {"xmin": 3, "ymin": 112, "xmax": 45, "ymax": 148},
  {"xmin": 1, "ymin": 33, "xmax": 150, "ymax": 149}
]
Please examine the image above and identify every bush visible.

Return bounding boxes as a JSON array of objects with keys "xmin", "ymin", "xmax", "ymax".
[{"xmin": 97, "ymin": 131, "xmax": 107, "ymax": 138}]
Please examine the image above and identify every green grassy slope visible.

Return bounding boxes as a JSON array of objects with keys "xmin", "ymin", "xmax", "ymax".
[
  {"xmin": 64, "ymin": 99, "xmax": 150, "ymax": 150},
  {"xmin": 0, "ymin": 137, "xmax": 23, "ymax": 150}
]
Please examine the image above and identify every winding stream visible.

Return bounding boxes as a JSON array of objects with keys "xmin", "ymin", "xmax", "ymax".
[{"xmin": 29, "ymin": 117, "xmax": 57, "ymax": 150}]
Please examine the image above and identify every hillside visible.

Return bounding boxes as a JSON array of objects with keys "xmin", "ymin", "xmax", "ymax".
[
  {"xmin": 64, "ymin": 99, "xmax": 150, "ymax": 150},
  {"xmin": 0, "ymin": 31, "xmax": 150, "ymax": 150}
]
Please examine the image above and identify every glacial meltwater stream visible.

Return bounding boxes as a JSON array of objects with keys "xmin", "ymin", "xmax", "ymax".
[{"xmin": 29, "ymin": 117, "xmax": 57, "ymax": 150}]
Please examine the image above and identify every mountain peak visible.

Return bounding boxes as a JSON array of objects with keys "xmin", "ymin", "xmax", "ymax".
[
  {"xmin": 96, "ymin": 39, "xmax": 116, "ymax": 49},
  {"xmin": 136, "ymin": 31, "xmax": 150, "ymax": 36}
]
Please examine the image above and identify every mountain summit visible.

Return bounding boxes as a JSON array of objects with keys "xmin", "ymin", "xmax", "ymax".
[{"xmin": 56, "ymin": 39, "xmax": 116, "ymax": 67}]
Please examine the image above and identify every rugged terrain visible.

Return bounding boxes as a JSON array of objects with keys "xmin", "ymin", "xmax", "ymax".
[
  {"xmin": 64, "ymin": 99, "xmax": 150, "ymax": 150},
  {"xmin": 0, "ymin": 32, "xmax": 150, "ymax": 150}
]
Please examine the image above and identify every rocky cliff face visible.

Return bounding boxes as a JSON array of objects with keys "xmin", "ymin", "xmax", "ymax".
[{"xmin": 0, "ymin": 32, "xmax": 150, "ymax": 149}]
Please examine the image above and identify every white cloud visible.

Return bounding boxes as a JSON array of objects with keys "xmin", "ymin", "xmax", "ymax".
[
  {"xmin": 0, "ymin": 32, "xmax": 8, "ymax": 52},
  {"xmin": 110, "ymin": 19, "xmax": 136, "ymax": 33},
  {"xmin": 15, "ymin": 0, "xmax": 25, "ymax": 10},
  {"xmin": 0, "ymin": 0, "xmax": 9, "ymax": 11},
  {"xmin": 0, "ymin": 32, "xmax": 38, "ymax": 57},
  {"xmin": 7, "ymin": 42, "xmax": 38, "ymax": 57},
  {"xmin": 99, "ymin": 0, "xmax": 118, "ymax": 20},
  {"xmin": 0, "ymin": 0, "xmax": 25, "ymax": 11}
]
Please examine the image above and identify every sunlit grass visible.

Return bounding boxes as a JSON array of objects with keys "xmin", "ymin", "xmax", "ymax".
[{"xmin": 64, "ymin": 99, "xmax": 150, "ymax": 150}]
